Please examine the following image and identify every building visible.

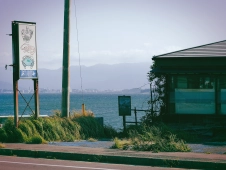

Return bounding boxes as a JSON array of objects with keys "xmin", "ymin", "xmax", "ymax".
[{"xmin": 152, "ymin": 40, "xmax": 226, "ymax": 123}]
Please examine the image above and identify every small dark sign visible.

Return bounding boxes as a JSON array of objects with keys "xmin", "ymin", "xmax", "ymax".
[{"xmin": 118, "ymin": 96, "xmax": 131, "ymax": 116}]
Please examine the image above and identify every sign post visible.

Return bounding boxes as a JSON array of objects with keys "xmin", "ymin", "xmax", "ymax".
[
  {"xmin": 12, "ymin": 21, "xmax": 39, "ymax": 127},
  {"xmin": 118, "ymin": 96, "xmax": 131, "ymax": 131}
]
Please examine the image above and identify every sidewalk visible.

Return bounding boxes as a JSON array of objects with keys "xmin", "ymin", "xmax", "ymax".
[{"xmin": 1, "ymin": 143, "xmax": 226, "ymax": 169}]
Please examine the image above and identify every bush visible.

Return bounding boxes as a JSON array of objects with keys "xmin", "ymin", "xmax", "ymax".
[
  {"xmin": 103, "ymin": 125, "xmax": 118, "ymax": 138},
  {"xmin": 0, "ymin": 128, "xmax": 7, "ymax": 142},
  {"xmin": 3, "ymin": 118, "xmax": 18, "ymax": 142},
  {"xmin": 129, "ymin": 124, "xmax": 191, "ymax": 152},
  {"xmin": 73, "ymin": 116, "xmax": 104, "ymax": 139},
  {"xmin": 1, "ymin": 112, "xmax": 108, "ymax": 143},
  {"xmin": 110, "ymin": 138, "xmax": 131, "ymax": 150},
  {"xmin": 26, "ymin": 135, "xmax": 43, "ymax": 144},
  {"xmin": 111, "ymin": 124, "xmax": 191, "ymax": 152}
]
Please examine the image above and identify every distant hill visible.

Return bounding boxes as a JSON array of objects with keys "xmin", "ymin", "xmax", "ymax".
[{"xmin": 0, "ymin": 63, "xmax": 151, "ymax": 91}]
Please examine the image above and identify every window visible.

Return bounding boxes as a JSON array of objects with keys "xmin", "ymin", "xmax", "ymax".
[{"xmin": 170, "ymin": 76, "xmax": 215, "ymax": 114}]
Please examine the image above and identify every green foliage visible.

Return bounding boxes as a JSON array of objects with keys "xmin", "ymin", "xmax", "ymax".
[
  {"xmin": 129, "ymin": 124, "xmax": 191, "ymax": 152},
  {"xmin": 3, "ymin": 118, "xmax": 18, "ymax": 142},
  {"xmin": 26, "ymin": 135, "xmax": 43, "ymax": 144},
  {"xmin": 142, "ymin": 61, "xmax": 167, "ymax": 124},
  {"xmin": 1, "ymin": 111, "xmax": 110, "ymax": 143},
  {"xmin": 0, "ymin": 128, "xmax": 7, "ymax": 142},
  {"xmin": 73, "ymin": 116, "xmax": 104, "ymax": 139},
  {"xmin": 31, "ymin": 119, "xmax": 44, "ymax": 136},
  {"xmin": 103, "ymin": 125, "xmax": 118, "ymax": 138},
  {"xmin": 14, "ymin": 128, "xmax": 28, "ymax": 143},
  {"xmin": 111, "ymin": 124, "xmax": 191, "ymax": 152},
  {"xmin": 110, "ymin": 137, "xmax": 131, "ymax": 150}
]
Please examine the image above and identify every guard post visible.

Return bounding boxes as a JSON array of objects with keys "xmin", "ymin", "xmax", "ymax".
[{"xmin": 11, "ymin": 21, "xmax": 39, "ymax": 127}]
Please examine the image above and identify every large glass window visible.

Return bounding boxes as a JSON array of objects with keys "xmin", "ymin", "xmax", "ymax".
[{"xmin": 170, "ymin": 76, "xmax": 215, "ymax": 114}]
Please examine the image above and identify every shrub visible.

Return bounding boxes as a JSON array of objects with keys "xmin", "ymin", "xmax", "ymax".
[
  {"xmin": 3, "ymin": 118, "xmax": 17, "ymax": 142},
  {"xmin": 0, "ymin": 128, "xmax": 7, "ymax": 142},
  {"xmin": 111, "ymin": 124, "xmax": 191, "ymax": 152},
  {"xmin": 26, "ymin": 135, "xmax": 43, "ymax": 144},
  {"xmin": 110, "ymin": 138, "xmax": 131, "ymax": 150},
  {"xmin": 129, "ymin": 124, "xmax": 191, "ymax": 152},
  {"xmin": 1, "ymin": 113, "xmax": 110, "ymax": 143},
  {"xmin": 103, "ymin": 125, "xmax": 118, "ymax": 138},
  {"xmin": 14, "ymin": 128, "xmax": 27, "ymax": 143},
  {"xmin": 31, "ymin": 119, "xmax": 44, "ymax": 136},
  {"xmin": 73, "ymin": 116, "xmax": 104, "ymax": 139}
]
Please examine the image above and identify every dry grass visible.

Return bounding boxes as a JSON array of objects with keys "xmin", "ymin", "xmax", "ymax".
[
  {"xmin": 0, "ymin": 143, "xmax": 5, "ymax": 148},
  {"xmin": 87, "ymin": 138, "xmax": 97, "ymax": 142},
  {"xmin": 111, "ymin": 138, "xmax": 132, "ymax": 150},
  {"xmin": 70, "ymin": 110, "xmax": 94, "ymax": 118}
]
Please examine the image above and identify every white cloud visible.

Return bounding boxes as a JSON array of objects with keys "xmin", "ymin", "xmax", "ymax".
[
  {"xmin": 70, "ymin": 48, "xmax": 153, "ymax": 66},
  {"xmin": 36, "ymin": 44, "xmax": 182, "ymax": 69}
]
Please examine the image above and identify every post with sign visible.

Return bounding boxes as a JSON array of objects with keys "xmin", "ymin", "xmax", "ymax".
[
  {"xmin": 12, "ymin": 21, "xmax": 39, "ymax": 127},
  {"xmin": 118, "ymin": 96, "xmax": 131, "ymax": 131}
]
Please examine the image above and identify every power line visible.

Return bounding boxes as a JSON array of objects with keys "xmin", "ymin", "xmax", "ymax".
[{"xmin": 74, "ymin": 0, "xmax": 84, "ymax": 103}]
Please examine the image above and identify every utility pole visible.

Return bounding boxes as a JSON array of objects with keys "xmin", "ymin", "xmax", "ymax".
[
  {"xmin": 11, "ymin": 22, "xmax": 19, "ymax": 128},
  {"xmin": 62, "ymin": 0, "xmax": 70, "ymax": 117},
  {"xmin": 33, "ymin": 79, "xmax": 39, "ymax": 119}
]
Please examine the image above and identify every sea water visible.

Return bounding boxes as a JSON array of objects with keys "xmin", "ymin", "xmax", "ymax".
[{"xmin": 0, "ymin": 93, "xmax": 150, "ymax": 130}]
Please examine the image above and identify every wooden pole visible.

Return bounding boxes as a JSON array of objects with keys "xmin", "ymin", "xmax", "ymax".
[
  {"xmin": 12, "ymin": 21, "xmax": 19, "ymax": 128},
  {"xmin": 123, "ymin": 115, "xmax": 126, "ymax": 132},
  {"xmin": 82, "ymin": 103, "xmax": 85, "ymax": 116},
  {"xmin": 13, "ymin": 79, "xmax": 18, "ymax": 128},
  {"xmin": 33, "ymin": 79, "xmax": 39, "ymax": 119},
  {"xmin": 134, "ymin": 107, "xmax": 137, "ymax": 126},
  {"xmin": 62, "ymin": 0, "xmax": 70, "ymax": 117}
]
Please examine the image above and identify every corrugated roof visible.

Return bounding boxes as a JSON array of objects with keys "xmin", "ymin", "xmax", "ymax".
[{"xmin": 154, "ymin": 40, "xmax": 226, "ymax": 58}]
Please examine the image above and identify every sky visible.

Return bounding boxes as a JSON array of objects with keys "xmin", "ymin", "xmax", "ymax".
[{"xmin": 1, "ymin": 0, "xmax": 226, "ymax": 70}]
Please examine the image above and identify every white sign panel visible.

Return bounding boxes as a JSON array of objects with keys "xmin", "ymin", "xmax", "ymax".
[{"xmin": 18, "ymin": 23, "xmax": 37, "ymax": 79}]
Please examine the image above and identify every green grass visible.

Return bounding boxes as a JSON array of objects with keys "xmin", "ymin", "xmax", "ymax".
[
  {"xmin": 0, "ymin": 111, "xmax": 190, "ymax": 153},
  {"xmin": 0, "ymin": 110, "xmax": 110, "ymax": 143},
  {"xmin": 111, "ymin": 124, "xmax": 191, "ymax": 152},
  {"xmin": 26, "ymin": 135, "xmax": 45, "ymax": 144}
]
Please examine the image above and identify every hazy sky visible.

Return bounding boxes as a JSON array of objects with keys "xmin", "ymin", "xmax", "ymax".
[{"xmin": 1, "ymin": 0, "xmax": 226, "ymax": 69}]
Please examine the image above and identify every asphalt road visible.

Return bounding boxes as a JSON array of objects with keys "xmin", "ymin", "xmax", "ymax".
[{"xmin": 0, "ymin": 156, "xmax": 192, "ymax": 170}]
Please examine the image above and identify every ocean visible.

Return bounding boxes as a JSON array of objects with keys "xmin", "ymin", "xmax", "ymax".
[{"xmin": 0, "ymin": 93, "xmax": 150, "ymax": 130}]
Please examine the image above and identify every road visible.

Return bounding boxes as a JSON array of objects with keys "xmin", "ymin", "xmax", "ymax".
[{"xmin": 0, "ymin": 156, "xmax": 192, "ymax": 170}]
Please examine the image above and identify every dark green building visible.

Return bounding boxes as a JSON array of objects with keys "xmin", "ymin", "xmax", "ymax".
[{"xmin": 152, "ymin": 40, "xmax": 226, "ymax": 123}]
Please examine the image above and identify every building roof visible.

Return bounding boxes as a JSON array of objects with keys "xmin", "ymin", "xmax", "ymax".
[{"xmin": 153, "ymin": 40, "xmax": 226, "ymax": 58}]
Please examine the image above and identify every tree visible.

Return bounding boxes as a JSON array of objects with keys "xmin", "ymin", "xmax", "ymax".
[{"xmin": 142, "ymin": 61, "xmax": 166, "ymax": 125}]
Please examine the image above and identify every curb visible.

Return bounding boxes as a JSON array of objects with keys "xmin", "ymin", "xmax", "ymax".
[{"xmin": 0, "ymin": 148, "xmax": 226, "ymax": 169}]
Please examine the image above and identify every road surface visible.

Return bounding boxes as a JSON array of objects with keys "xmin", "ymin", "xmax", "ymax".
[{"xmin": 0, "ymin": 156, "xmax": 192, "ymax": 170}]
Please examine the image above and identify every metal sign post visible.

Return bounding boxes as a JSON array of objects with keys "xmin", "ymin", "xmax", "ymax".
[{"xmin": 11, "ymin": 21, "xmax": 39, "ymax": 127}]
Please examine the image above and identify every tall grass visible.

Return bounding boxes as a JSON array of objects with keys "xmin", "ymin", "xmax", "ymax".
[
  {"xmin": 0, "ymin": 110, "xmax": 113, "ymax": 143},
  {"xmin": 111, "ymin": 123, "xmax": 191, "ymax": 152}
]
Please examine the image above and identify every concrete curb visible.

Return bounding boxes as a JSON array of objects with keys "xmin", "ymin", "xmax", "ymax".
[{"xmin": 0, "ymin": 148, "xmax": 226, "ymax": 169}]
